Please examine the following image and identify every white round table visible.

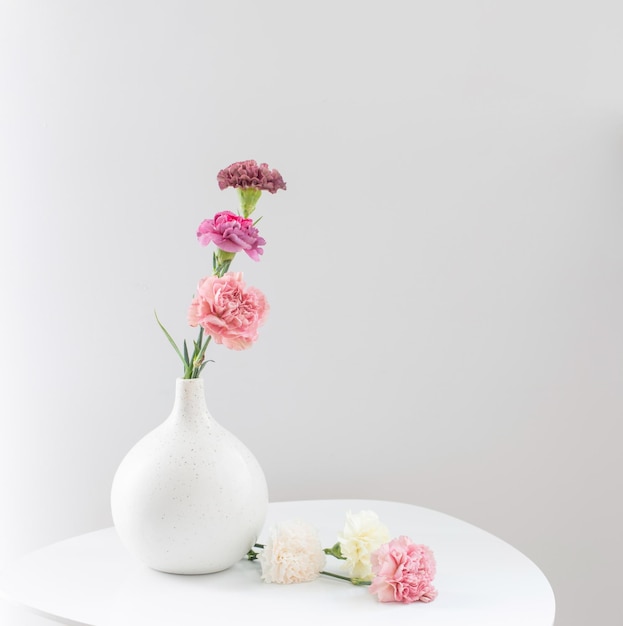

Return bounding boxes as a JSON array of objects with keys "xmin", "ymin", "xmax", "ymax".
[{"xmin": 0, "ymin": 499, "xmax": 555, "ymax": 625}]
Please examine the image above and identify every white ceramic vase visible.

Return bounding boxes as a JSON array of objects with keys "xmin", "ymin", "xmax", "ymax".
[{"xmin": 110, "ymin": 377, "xmax": 268, "ymax": 574}]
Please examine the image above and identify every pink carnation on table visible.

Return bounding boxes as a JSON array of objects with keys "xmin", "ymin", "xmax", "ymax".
[
  {"xmin": 217, "ymin": 160, "xmax": 287, "ymax": 193},
  {"xmin": 369, "ymin": 536, "xmax": 438, "ymax": 604},
  {"xmin": 197, "ymin": 211, "xmax": 266, "ymax": 261},
  {"xmin": 188, "ymin": 272, "xmax": 269, "ymax": 350}
]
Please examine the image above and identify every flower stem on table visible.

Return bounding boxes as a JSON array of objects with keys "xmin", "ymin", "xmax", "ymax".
[{"xmin": 319, "ymin": 570, "xmax": 372, "ymax": 586}]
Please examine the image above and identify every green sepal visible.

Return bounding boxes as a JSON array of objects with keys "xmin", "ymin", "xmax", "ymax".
[
  {"xmin": 324, "ymin": 542, "xmax": 346, "ymax": 560},
  {"xmin": 197, "ymin": 359, "xmax": 214, "ymax": 376},
  {"xmin": 237, "ymin": 187, "xmax": 262, "ymax": 218}
]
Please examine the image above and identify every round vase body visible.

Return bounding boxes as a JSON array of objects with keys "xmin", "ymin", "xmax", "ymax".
[{"xmin": 111, "ymin": 378, "xmax": 268, "ymax": 574}]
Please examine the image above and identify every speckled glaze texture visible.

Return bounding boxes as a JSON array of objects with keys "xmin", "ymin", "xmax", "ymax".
[{"xmin": 110, "ymin": 378, "xmax": 268, "ymax": 574}]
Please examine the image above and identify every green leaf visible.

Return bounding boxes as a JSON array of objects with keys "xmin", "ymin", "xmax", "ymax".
[
  {"xmin": 154, "ymin": 311, "xmax": 185, "ymax": 366},
  {"xmin": 197, "ymin": 359, "xmax": 214, "ymax": 375},
  {"xmin": 196, "ymin": 334, "xmax": 211, "ymax": 362}
]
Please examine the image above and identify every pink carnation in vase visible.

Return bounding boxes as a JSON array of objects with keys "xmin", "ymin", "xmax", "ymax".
[
  {"xmin": 188, "ymin": 272, "xmax": 269, "ymax": 350},
  {"xmin": 217, "ymin": 160, "xmax": 287, "ymax": 193},
  {"xmin": 369, "ymin": 536, "xmax": 438, "ymax": 604},
  {"xmin": 197, "ymin": 211, "xmax": 266, "ymax": 261}
]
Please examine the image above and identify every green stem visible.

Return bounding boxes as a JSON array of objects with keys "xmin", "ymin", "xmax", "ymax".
[
  {"xmin": 246, "ymin": 542, "xmax": 265, "ymax": 561},
  {"xmin": 320, "ymin": 570, "xmax": 372, "ymax": 586}
]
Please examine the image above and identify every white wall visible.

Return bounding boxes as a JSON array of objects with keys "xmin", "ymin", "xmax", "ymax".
[{"xmin": 1, "ymin": 2, "xmax": 622, "ymax": 624}]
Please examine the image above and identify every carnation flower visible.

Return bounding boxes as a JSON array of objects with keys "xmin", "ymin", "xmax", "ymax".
[
  {"xmin": 258, "ymin": 520, "xmax": 326, "ymax": 584},
  {"xmin": 188, "ymin": 272, "xmax": 268, "ymax": 350},
  {"xmin": 337, "ymin": 510, "xmax": 391, "ymax": 581},
  {"xmin": 369, "ymin": 536, "xmax": 438, "ymax": 604},
  {"xmin": 217, "ymin": 160, "xmax": 287, "ymax": 218},
  {"xmin": 197, "ymin": 211, "xmax": 265, "ymax": 261},
  {"xmin": 217, "ymin": 159, "xmax": 287, "ymax": 193}
]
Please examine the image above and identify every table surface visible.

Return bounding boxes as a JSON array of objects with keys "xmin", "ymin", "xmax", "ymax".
[{"xmin": 0, "ymin": 499, "xmax": 555, "ymax": 626}]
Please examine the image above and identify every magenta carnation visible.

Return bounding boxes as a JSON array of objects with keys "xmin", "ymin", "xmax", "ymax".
[
  {"xmin": 188, "ymin": 272, "xmax": 269, "ymax": 351},
  {"xmin": 217, "ymin": 160, "xmax": 287, "ymax": 194},
  {"xmin": 197, "ymin": 211, "xmax": 265, "ymax": 261},
  {"xmin": 369, "ymin": 536, "xmax": 437, "ymax": 604}
]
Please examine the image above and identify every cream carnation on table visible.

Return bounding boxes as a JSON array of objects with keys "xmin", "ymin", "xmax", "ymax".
[
  {"xmin": 337, "ymin": 510, "xmax": 391, "ymax": 581},
  {"xmin": 257, "ymin": 520, "xmax": 326, "ymax": 584}
]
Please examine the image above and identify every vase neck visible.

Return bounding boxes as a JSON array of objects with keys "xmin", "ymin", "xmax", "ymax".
[{"xmin": 169, "ymin": 378, "xmax": 211, "ymax": 427}]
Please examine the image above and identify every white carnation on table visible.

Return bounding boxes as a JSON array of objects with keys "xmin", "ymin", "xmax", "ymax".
[
  {"xmin": 258, "ymin": 519, "xmax": 326, "ymax": 584},
  {"xmin": 338, "ymin": 510, "xmax": 391, "ymax": 581}
]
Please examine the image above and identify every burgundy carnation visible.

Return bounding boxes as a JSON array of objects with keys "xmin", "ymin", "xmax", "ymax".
[{"xmin": 217, "ymin": 160, "xmax": 287, "ymax": 194}]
